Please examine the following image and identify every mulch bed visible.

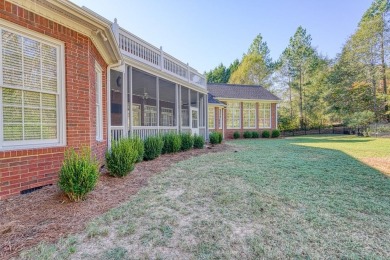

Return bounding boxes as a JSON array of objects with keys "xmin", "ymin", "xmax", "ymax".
[{"xmin": 0, "ymin": 144, "xmax": 230, "ymax": 259}]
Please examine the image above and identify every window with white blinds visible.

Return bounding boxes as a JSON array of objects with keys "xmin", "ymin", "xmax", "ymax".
[
  {"xmin": 0, "ymin": 26, "xmax": 64, "ymax": 149},
  {"xmin": 226, "ymin": 102, "xmax": 241, "ymax": 129},
  {"xmin": 258, "ymin": 103, "xmax": 271, "ymax": 128},
  {"xmin": 243, "ymin": 102, "xmax": 256, "ymax": 128}
]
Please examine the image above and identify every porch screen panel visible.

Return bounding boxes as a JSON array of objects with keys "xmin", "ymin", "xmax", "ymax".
[
  {"xmin": 199, "ymin": 94, "xmax": 205, "ymax": 127},
  {"xmin": 190, "ymin": 90, "xmax": 197, "ymax": 108},
  {"xmin": 110, "ymin": 69, "xmax": 123, "ymax": 126},
  {"xmin": 159, "ymin": 78, "xmax": 176, "ymax": 126},
  {"xmin": 180, "ymin": 86, "xmax": 189, "ymax": 127},
  {"xmin": 132, "ymin": 68, "xmax": 157, "ymax": 126}
]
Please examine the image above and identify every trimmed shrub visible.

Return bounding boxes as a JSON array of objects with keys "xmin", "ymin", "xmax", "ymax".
[
  {"xmin": 262, "ymin": 130, "xmax": 270, "ymax": 138},
  {"xmin": 162, "ymin": 133, "xmax": 181, "ymax": 154},
  {"xmin": 233, "ymin": 131, "xmax": 240, "ymax": 139},
  {"xmin": 144, "ymin": 136, "xmax": 164, "ymax": 161},
  {"xmin": 272, "ymin": 129, "xmax": 281, "ymax": 138},
  {"xmin": 180, "ymin": 133, "xmax": 194, "ymax": 151},
  {"xmin": 58, "ymin": 148, "xmax": 99, "ymax": 202},
  {"xmin": 193, "ymin": 134, "xmax": 205, "ymax": 149},
  {"xmin": 243, "ymin": 131, "xmax": 252, "ymax": 139},
  {"xmin": 132, "ymin": 137, "xmax": 144, "ymax": 163},
  {"xmin": 217, "ymin": 132, "xmax": 223, "ymax": 144},
  {"xmin": 106, "ymin": 138, "xmax": 138, "ymax": 177},
  {"xmin": 209, "ymin": 132, "xmax": 219, "ymax": 145},
  {"xmin": 252, "ymin": 131, "xmax": 260, "ymax": 138}
]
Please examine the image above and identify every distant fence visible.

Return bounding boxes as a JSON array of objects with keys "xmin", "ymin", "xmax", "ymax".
[{"xmin": 281, "ymin": 126, "xmax": 351, "ymax": 137}]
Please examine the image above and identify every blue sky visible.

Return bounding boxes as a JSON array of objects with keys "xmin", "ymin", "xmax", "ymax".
[{"xmin": 71, "ymin": 0, "xmax": 372, "ymax": 73}]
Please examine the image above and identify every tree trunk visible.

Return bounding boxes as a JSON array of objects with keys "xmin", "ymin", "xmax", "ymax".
[
  {"xmin": 288, "ymin": 76, "xmax": 293, "ymax": 119},
  {"xmin": 380, "ymin": 18, "xmax": 389, "ymax": 121},
  {"xmin": 299, "ymin": 67, "xmax": 303, "ymax": 128}
]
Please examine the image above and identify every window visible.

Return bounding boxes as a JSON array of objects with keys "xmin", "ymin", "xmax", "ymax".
[
  {"xmin": 226, "ymin": 102, "xmax": 241, "ymax": 129},
  {"xmin": 243, "ymin": 103, "xmax": 256, "ymax": 128},
  {"xmin": 208, "ymin": 107, "xmax": 215, "ymax": 129},
  {"xmin": 219, "ymin": 109, "xmax": 223, "ymax": 129},
  {"xmin": 132, "ymin": 103, "xmax": 141, "ymax": 126},
  {"xmin": 0, "ymin": 26, "xmax": 64, "ymax": 150},
  {"xmin": 161, "ymin": 107, "xmax": 173, "ymax": 126},
  {"xmin": 95, "ymin": 63, "xmax": 103, "ymax": 141},
  {"xmin": 259, "ymin": 103, "xmax": 271, "ymax": 128},
  {"xmin": 144, "ymin": 105, "xmax": 157, "ymax": 126}
]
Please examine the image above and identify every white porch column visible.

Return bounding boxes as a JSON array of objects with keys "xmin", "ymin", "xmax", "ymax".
[
  {"xmin": 156, "ymin": 77, "xmax": 160, "ymax": 131},
  {"xmin": 175, "ymin": 84, "xmax": 179, "ymax": 134},
  {"xmin": 129, "ymin": 66, "xmax": 133, "ymax": 137}
]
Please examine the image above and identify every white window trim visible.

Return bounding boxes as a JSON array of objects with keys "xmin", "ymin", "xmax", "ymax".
[
  {"xmin": 0, "ymin": 20, "xmax": 66, "ymax": 151},
  {"xmin": 144, "ymin": 105, "xmax": 157, "ymax": 126},
  {"xmin": 161, "ymin": 107, "xmax": 174, "ymax": 126},
  {"xmin": 258, "ymin": 103, "xmax": 272, "ymax": 129},
  {"xmin": 243, "ymin": 102, "xmax": 256, "ymax": 129},
  {"xmin": 219, "ymin": 109, "xmax": 223, "ymax": 129},
  {"xmin": 227, "ymin": 102, "xmax": 241, "ymax": 129},
  {"xmin": 95, "ymin": 62, "xmax": 103, "ymax": 141},
  {"xmin": 131, "ymin": 103, "xmax": 141, "ymax": 127}
]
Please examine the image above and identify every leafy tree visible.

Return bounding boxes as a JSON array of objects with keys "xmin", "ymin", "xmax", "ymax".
[
  {"xmin": 229, "ymin": 34, "xmax": 273, "ymax": 88},
  {"xmin": 205, "ymin": 59, "xmax": 241, "ymax": 83}
]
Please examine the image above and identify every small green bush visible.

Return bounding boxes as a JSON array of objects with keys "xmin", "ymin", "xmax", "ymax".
[
  {"xmin": 262, "ymin": 130, "xmax": 270, "ymax": 138},
  {"xmin": 271, "ymin": 129, "xmax": 281, "ymax": 138},
  {"xmin": 58, "ymin": 148, "xmax": 99, "ymax": 202},
  {"xmin": 252, "ymin": 131, "xmax": 260, "ymax": 138},
  {"xmin": 193, "ymin": 134, "xmax": 205, "ymax": 149},
  {"xmin": 162, "ymin": 133, "xmax": 181, "ymax": 154},
  {"xmin": 132, "ymin": 137, "xmax": 144, "ymax": 163},
  {"xmin": 106, "ymin": 138, "xmax": 138, "ymax": 177},
  {"xmin": 209, "ymin": 132, "xmax": 219, "ymax": 145},
  {"xmin": 233, "ymin": 131, "xmax": 240, "ymax": 139},
  {"xmin": 243, "ymin": 131, "xmax": 252, "ymax": 139},
  {"xmin": 217, "ymin": 132, "xmax": 223, "ymax": 144},
  {"xmin": 144, "ymin": 136, "xmax": 164, "ymax": 161},
  {"xmin": 180, "ymin": 133, "xmax": 194, "ymax": 151}
]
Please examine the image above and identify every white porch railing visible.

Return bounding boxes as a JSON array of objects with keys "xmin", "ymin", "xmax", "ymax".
[
  {"xmin": 117, "ymin": 29, "xmax": 207, "ymax": 89},
  {"xmin": 132, "ymin": 126, "xmax": 177, "ymax": 140},
  {"xmin": 111, "ymin": 126, "xmax": 125, "ymax": 141}
]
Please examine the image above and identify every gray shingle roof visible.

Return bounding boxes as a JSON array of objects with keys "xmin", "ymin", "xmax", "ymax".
[
  {"xmin": 207, "ymin": 83, "xmax": 280, "ymax": 101},
  {"xmin": 208, "ymin": 93, "xmax": 226, "ymax": 106}
]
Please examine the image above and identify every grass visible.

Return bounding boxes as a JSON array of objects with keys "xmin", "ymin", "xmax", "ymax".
[{"xmin": 20, "ymin": 136, "xmax": 390, "ymax": 259}]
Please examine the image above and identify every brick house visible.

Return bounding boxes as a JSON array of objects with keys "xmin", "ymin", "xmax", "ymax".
[
  {"xmin": 0, "ymin": 0, "xmax": 121, "ymax": 199},
  {"xmin": 207, "ymin": 84, "xmax": 280, "ymax": 139}
]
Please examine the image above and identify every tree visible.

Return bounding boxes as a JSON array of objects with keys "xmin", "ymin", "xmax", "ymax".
[
  {"xmin": 205, "ymin": 59, "xmax": 241, "ymax": 83},
  {"xmin": 283, "ymin": 26, "xmax": 316, "ymax": 128},
  {"xmin": 229, "ymin": 34, "xmax": 273, "ymax": 88}
]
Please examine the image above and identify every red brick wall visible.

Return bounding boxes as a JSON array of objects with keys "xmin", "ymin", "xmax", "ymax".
[
  {"xmin": 0, "ymin": 1, "xmax": 108, "ymax": 199},
  {"xmin": 223, "ymin": 101, "xmax": 278, "ymax": 139}
]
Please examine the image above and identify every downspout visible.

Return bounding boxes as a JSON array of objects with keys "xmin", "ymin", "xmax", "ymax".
[{"xmin": 107, "ymin": 60, "xmax": 123, "ymax": 149}]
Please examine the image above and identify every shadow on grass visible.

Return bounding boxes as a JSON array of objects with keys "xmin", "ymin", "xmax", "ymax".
[{"xmin": 285, "ymin": 135, "xmax": 374, "ymax": 144}]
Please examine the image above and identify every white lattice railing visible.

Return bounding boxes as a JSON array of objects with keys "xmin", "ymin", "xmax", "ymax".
[
  {"xmin": 118, "ymin": 28, "xmax": 206, "ymax": 89},
  {"xmin": 111, "ymin": 126, "xmax": 125, "ymax": 141},
  {"xmin": 132, "ymin": 127, "xmax": 178, "ymax": 140}
]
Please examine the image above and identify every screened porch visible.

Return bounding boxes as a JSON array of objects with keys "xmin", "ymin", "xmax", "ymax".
[{"xmin": 109, "ymin": 66, "xmax": 207, "ymax": 142}]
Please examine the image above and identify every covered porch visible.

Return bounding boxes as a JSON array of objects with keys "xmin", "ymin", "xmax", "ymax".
[{"xmin": 109, "ymin": 66, "xmax": 207, "ymax": 141}]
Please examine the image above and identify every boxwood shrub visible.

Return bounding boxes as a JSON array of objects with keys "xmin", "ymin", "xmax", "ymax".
[
  {"xmin": 144, "ymin": 136, "xmax": 164, "ymax": 161},
  {"xmin": 262, "ymin": 130, "xmax": 270, "ymax": 138},
  {"xmin": 243, "ymin": 131, "xmax": 252, "ymax": 139},
  {"xmin": 252, "ymin": 131, "xmax": 260, "ymax": 138},
  {"xmin": 180, "ymin": 133, "xmax": 194, "ymax": 151},
  {"xmin": 193, "ymin": 134, "xmax": 205, "ymax": 149},
  {"xmin": 217, "ymin": 132, "xmax": 223, "ymax": 144},
  {"xmin": 106, "ymin": 138, "xmax": 138, "ymax": 177},
  {"xmin": 58, "ymin": 148, "xmax": 99, "ymax": 202},
  {"xmin": 132, "ymin": 137, "xmax": 144, "ymax": 163},
  {"xmin": 209, "ymin": 132, "xmax": 219, "ymax": 145},
  {"xmin": 162, "ymin": 133, "xmax": 181, "ymax": 154},
  {"xmin": 233, "ymin": 131, "xmax": 240, "ymax": 139},
  {"xmin": 272, "ymin": 129, "xmax": 281, "ymax": 138}
]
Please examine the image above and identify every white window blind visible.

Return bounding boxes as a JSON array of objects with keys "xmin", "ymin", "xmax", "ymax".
[
  {"xmin": 243, "ymin": 103, "xmax": 256, "ymax": 128},
  {"xmin": 0, "ymin": 26, "xmax": 63, "ymax": 149},
  {"xmin": 161, "ymin": 107, "xmax": 173, "ymax": 126},
  {"xmin": 208, "ymin": 107, "xmax": 215, "ymax": 129},
  {"xmin": 144, "ymin": 105, "xmax": 157, "ymax": 126}
]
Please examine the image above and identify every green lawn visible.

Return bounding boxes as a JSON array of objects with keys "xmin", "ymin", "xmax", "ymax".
[{"xmin": 22, "ymin": 136, "xmax": 390, "ymax": 259}]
